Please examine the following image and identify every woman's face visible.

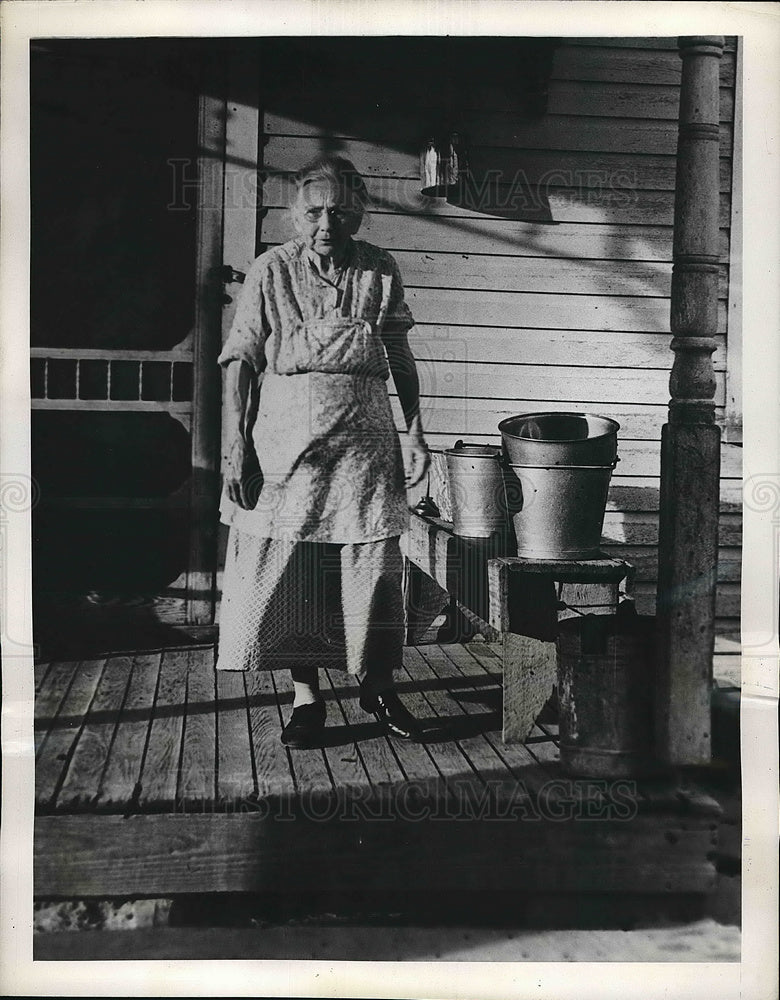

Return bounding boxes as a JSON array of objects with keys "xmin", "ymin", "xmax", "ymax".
[{"xmin": 292, "ymin": 179, "xmax": 363, "ymax": 261}]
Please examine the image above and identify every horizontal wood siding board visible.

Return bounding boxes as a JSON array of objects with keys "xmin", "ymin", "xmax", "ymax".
[
  {"xmin": 406, "ymin": 328, "xmax": 727, "ymax": 370},
  {"xmin": 262, "ymin": 212, "xmax": 730, "ymax": 263},
  {"xmin": 401, "ymin": 287, "xmax": 728, "ymax": 334},
  {"xmin": 262, "ymin": 82, "xmax": 734, "ymax": 122},
  {"xmin": 632, "ymin": 584, "xmax": 740, "ymax": 620},
  {"xmin": 600, "ymin": 511, "xmax": 742, "ymax": 547},
  {"xmin": 265, "ymin": 174, "xmax": 732, "ymax": 232},
  {"xmin": 263, "ymin": 111, "xmax": 733, "ymax": 158},
  {"xmin": 552, "ymin": 46, "xmax": 735, "ymax": 87},
  {"xmin": 409, "ymin": 363, "xmax": 726, "ymax": 407},
  {"xmin": 391, "ymin": 399, "xmax": 728, "ymax": 441},
  {"xmin": 263, "ymin": 137, "xmax": 732, "ymax": 192},
  {"xmin": 603, "ymin": 484, "xmax": 741, "ymax": 514},
  {"xmin": 547, "ymin": 81, "xmax": 734, "ymax": 122},
  {"xmin": 599, "ymin": 544, "xmax": 741, "ymax": 583},
  {"xmin": 397, "ymin": 255, "xmax": 677, "ymax": 298}
]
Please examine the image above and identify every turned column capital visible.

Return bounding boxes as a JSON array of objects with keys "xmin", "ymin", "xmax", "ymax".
[
  {"xmin": 667, "ymin": 33, "xmax": 724, "ymax": 427},
  {"xmin": 677, "ymin": 36, "xmax": 726, "ymax": 57}
]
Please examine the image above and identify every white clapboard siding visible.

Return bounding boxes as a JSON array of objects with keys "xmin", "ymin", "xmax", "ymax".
[
  {"xmin": 410, "ymin": 362, "xmax": 727, "ymax": 407},
  {"xmin": 265, "ymin": 174, "xmax": 733, "ymax": 230},
  {"xmin": 403, "ymin": 288, "xmax": 729, "ymax": 333},
  {"xmin": 263, "ymin": 111, "xmax": 734, "ymax": 159},
  {"xmin": 547, "ymin": 81, "xmax": 735, "ymax": 121},
  {"xmin": 596, "ymin": 544, "xmax": 741, "ymax": 582},
  {"xmin": 396, "ymin": 257, "xmax": 729, "ymax": 301},
  {"xmin": 632, "ymin": 583, "xmax": 740, "ymax": 621},
  {"xmin": 408, "ymin": 328, "xmax": 727, "ymax": 371},
  {"xmin": 262, "ymin": 211, "xmax": 731, "ymax": 264},
  {"xmin": 600, "ymin": 510, "xmax": 742, "ymax": 546},
  {"xmin": 552, "ymin": 45, "xmax": 735, "ymax": 87},
  {"xmin": 259, "ymin": 37, "xmax": 740, "ymax": 635},
  {"xmin": 390, "ymin": 397, "xmax": 725, "ymax": 442},
  {"xmin": 264, "ymin": 136, "xmax": 732, "ymax": 192}
]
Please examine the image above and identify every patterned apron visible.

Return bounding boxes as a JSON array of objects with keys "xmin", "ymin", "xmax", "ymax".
[{"xmin": 220, "ymin": 309, "xmax": 408, "ymax": 543}]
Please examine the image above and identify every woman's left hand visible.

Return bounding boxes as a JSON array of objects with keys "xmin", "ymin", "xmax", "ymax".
[{"xmin": 404, "ymin": 437, "xmax": 431, "ymax": 489}]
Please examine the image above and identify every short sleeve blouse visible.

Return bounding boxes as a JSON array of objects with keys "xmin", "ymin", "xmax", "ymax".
[{"xmin": 217, "ymin": 237, "xmax": 414, "ymax": 375}]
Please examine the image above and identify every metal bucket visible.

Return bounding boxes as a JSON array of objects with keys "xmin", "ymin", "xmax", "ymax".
[
  {"xmin": 504, "ymin": 462, "xmax": 615, "ymax": 559},
  {"xmin": 499, "ymin": 411, "xmax": 619, "ymax": 559},
  {"xmin": 499, "ymin": 412, "xmax": 619, "ymax": 466},
  {"xmin": 444, "ymin": 441, "xmax": 507, "ymax": 538}
]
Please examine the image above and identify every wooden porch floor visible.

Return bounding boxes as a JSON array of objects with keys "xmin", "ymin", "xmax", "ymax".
[
  {"xmin": 34, "ymin": 642, "xmax": 722, "ymax": 900},
  {"xmin": 35, "ymin": 641, "xmax": 561, "ymax": 816}
]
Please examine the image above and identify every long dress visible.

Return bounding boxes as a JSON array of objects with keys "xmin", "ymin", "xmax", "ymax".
[{"xmin": 215, "ymin": 236, "xmax": 414, "ymax": 686}]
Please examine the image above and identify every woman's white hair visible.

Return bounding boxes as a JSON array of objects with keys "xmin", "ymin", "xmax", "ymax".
[{"xmin": 292, "ymin": 155, "xmax": 369, "ymax": 214}]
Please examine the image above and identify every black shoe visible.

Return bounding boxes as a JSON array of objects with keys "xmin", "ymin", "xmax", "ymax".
[
  {"xmin": 359, "ymin": 689, "xmax": 423, "ymax": 741},
  {"xmin": 280, "ymin": 700, "xmax": 326, "ymax": 749}
]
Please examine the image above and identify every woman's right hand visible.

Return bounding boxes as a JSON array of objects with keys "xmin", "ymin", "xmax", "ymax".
[{"xmin": 224, "ymin": 438, "xmax": 263, "ymax": 510}]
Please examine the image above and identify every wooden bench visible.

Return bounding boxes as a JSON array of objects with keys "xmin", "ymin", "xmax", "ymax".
[{"xmin": 402, "ymin": 511, "xmax": 633, "ymax": 743}]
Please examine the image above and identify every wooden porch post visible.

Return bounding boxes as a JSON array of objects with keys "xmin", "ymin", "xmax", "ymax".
[
  {"xmin": 187, "ymin": 51, "xmax": 227, "ymax": 625},
  {"xmin": 656, "ymin": 36, "xmax": 725, "ymax": 765}
]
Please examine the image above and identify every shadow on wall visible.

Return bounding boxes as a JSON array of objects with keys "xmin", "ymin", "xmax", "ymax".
[
  {"xmin": 232, "ymin": 36, "xmax": 558, "ymax": 225},
  {"xmin": 247, "ymin": 36, "xmax": 693, "ymax": 315}
]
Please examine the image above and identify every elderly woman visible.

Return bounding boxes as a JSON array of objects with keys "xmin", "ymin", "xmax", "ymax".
[{"xmin": 216, "ymin": 156, "xmax": 430, "ymax": 749}]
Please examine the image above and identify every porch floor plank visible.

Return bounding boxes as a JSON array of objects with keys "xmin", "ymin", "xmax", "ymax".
[
  {"xmin": 137, "ymin": 649, "xmax": 188, "ymax": 810},
  {"xmin": 271, "ymin": 665, "xmax": 334, "ymax": 798},
  {"xmin": 415, "ymin": 643, "xmax": 520, "ymax": 784},
  {"xmin": 34, "ymin": 658, "xmax": 81, "ymax": 758},
  {"xmin": 317, "ymin": 680, "xmax": 374, "ymax": 795},
  {"xmin": 215, "ymin": 667, "xmax": 256, "ymax": 805},
  {"xmin": 321, "ymin": 667, "xmax": 407, "ymax": 789},
  {"xmin": 57, "ymin": 655, "xmax": 134, "ymax": 810},
  {"xmin": 362, "ymin": 673, "xmax": 453, "ymax": 787},
  {"xmin": 403, "ymin": 645, "xmax": 501, "ymax": 787},
  {"xmin": 34, "ymin": 661, "xmax": 52, "ymax": 694},
  {"xmin": 95, "ymin": 651, "xmax": 161, "ymax": 810},
  {"xmin": 426, "ymin": 642, "xmax": 548, "ymax": 787},
  {"xmin": 392, "ymin": 652, "xmax": 482, "ymax": 796},
  {"xmin": 35, "ymin": 658, "xmax": 107, "ymax": 810},
  {"xmin": 244, "ymin": 666, "xmax": 292, "ymax": 802},
  {"xmin": 179, "ymin": 647, "xmax": 217, "ymax": 808}
]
